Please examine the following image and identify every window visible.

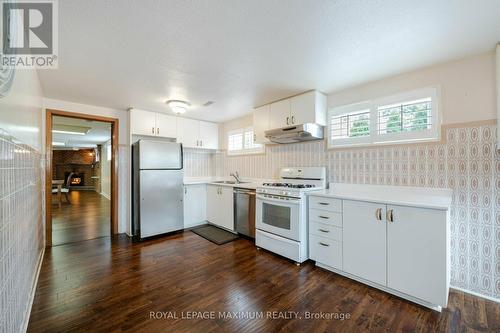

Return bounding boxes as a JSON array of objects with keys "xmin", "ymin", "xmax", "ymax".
[
  {"xmin": 227, "ymin": 127, "xmax": 264, "ymax": 155},
  {"xmin": 328, "ymin": 87, "xmax": 440, "ymax": 147}
]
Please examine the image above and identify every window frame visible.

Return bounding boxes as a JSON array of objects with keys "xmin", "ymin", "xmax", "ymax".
[
  {"xmin": 227, "ymin": 126, "xmax": 264, "ymax": 156},
  {"xmin": 328, "ymin": 87, "xmax": 441, "ymax": 148}
]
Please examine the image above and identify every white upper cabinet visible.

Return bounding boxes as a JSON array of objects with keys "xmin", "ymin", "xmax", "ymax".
[
  {"xmin": 290, "ymin": 90, "xmax": 326, "ymax": 126},
  {"xmin": 258, "ymin": 90, "xmax": 327, "ymax": 133},
  {"xmin": 155, "ymin": 113, "xmax": 177, "ymax": 138},
  {"xmin": 253, "ymin": 105, "xmax": 270, "ymax": 143},
  {"xmin": 176, "ymin": 117, "xmax": 199, "ymax": 148},
  {"xmin": 177, "ymin": 117, "xmax": 219, "ymax": 150},
  {"xmin": 269, "ymin": 99, "xmax": 291, "ymax": 129},
  {"xmin": 130, "ymin": 109, "xmax": 157, "ymax": 136},
  {"xmin": 199, "ymin": 121, "xmax": 219, "ymax": 149}
]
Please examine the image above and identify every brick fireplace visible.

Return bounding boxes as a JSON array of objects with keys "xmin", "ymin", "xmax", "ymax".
[{"xmin": 52, "ymin": 149, "xmax": 101, "ymax": 191}]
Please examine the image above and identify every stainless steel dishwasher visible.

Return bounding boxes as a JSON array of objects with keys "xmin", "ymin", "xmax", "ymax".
[{"xmin": 234, "ymin": 188, "xmax": 256, "ymax": 238}]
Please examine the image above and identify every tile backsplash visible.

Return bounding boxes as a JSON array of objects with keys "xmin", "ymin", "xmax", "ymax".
[
  {"xmin": 0, "ymin": 130, "xmax": 44, "ymax": 333},
  {"xmin": 210, "ymin": 123, "xmax": 500, "ymax": 301}
]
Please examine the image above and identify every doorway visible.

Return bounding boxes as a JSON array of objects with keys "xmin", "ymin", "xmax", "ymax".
[{"xmin": 45, "ymin": 109, "xmax": 119, "ymax": 246}]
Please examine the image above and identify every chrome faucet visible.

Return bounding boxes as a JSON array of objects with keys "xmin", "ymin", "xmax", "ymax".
[{"xmin": 230, "ymin": 171, "xmax": 242, "ymax": 183}]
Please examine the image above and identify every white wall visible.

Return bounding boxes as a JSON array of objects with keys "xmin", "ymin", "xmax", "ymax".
[
  {"xmin": 42, "ymin": 98, "xmax": 130, "ymax": 233},
  {"xmin": 328, "ymin": 51, "xmax": 497, "ymax": 125},
  {"xmin": 101, "ymin": 140, "xmax": 111, "ymax": 199},
  {"xmin": 0, "ymin": 69, "xmax": 44, "ymax": 333}
]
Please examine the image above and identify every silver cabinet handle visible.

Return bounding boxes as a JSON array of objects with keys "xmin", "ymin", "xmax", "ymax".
[
  {"xmin": 291, "ymin": 116, "xmax": 295, "ymax": 124},
  {"xmin": 319, "ymin": 242, "xmax": 329, "ymax": 247},
  {"xmin": 200, "ymin": 140, "xmax": 203, "ymax": 147},
  {"xmin": 286, "ymin": 117, "xmax": 289, "ymax": 125},
  {"xmin": 387, "ymin": 209, "xmax": 394, "ymax": 222},
  {"xmin": 375, "ymin": 208, "xmax": 382, "ymax": 221},
  {"xmin": 152, "ymin": 127, "xmax": 155, "ymax": 134},
  {"xmin": 318, "ymin": 215, "xmax": 329, "ymax": 219},
  {"xmin": 318, "ymin": 202, "xmax": 329, "ymax": 206},
  {"xmin": 157, "ymin": 127, "xmax": 159, "ymax": 135},
  {"xmin": 318, "ymin": 229, "xmax": 329, "ymax": 233}
]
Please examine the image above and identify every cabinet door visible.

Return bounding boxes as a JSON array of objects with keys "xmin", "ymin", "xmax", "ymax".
[
  {"xmin": 253, "ymin": 105, "xmax": 270, "ymax": 143},
  {"xmin": 219, "ymin": 186, "xmax": 234, "ymax": 230},
  {"xmin": 155, "ymin": 113, "xmax": 177, "ymax": 138},
  {"xmin": 206, "ymin": 185, "xmax": 219, "ymax": 224},
  {"xmin": 177, "ymin": 117, "xmax": 199, "ymax": 148},
  {"xmin": 343, "ymin": 200, "xmax": 387, "ymax": 285},
  {"xmin": 130, "ymin": 109, "xmax": 156, "ymax": 136},
  {"xmin": 184, "ymin": 184, "xmax": 207, "ymax": 228},
  {"xmin": 198, "ymin": 121, "xmax": 219, "ymax": 149},
  {"xmin": 269, "ymin": 99, "xmax": 291, "ymax": 129},
  {"xmin": 387, "ymin": 205, "xmax": 448, "ymax": 306}
]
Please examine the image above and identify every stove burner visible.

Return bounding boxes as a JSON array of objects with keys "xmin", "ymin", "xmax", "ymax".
[{"xmin": 262, "ymin": 182, "xmax": 316, "ymax": 189}]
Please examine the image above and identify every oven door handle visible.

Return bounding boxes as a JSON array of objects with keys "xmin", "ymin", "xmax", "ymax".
[{"xmin": 256, "ymin": 194, "xmax": 301, "ymax": 205}]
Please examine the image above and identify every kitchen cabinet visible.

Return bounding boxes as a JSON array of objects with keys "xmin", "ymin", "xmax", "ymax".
[
  {"xmin": 130, "ymin": 108, "xmax": 177, "ymax": 138},
  {"xmin": 183, "ymin": 184, "xmax": 207, "ymax": 228},
  {"xmin": 269, "ymin": 99, "xmax": 291, "ymax": 129},
  {"xmin": 253, "ymin": 105, "xmax": 270, "ymax": 143},
  {"xmin": 177, "ymin": 118, "xmax": 219, "ymax": 149},
  {"xmin": 206, "ymin": 185, "xmax": 234, "ymax": 231},
  {"xmin": 266, "ymin": 91, "xmax": 327, "ymax": 130},
  {"xmin": 198, "ymin": 121, "xmax": 219, "ymax": 149},
  {"xmin": 308, "ymin": 190, "xmax": 450, "ymax": 310},
  {"xmin": 386, "ymin": 205, "xmax": 448, "ymax": 306},
  {"xmin": 343, "ymin": 200, "xmax": 387, "ymax": 286}
]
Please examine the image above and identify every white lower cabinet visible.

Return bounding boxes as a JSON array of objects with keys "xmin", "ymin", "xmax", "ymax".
[
  {"xmin": 183, "ymin": 184, "xmax": 207, "ymax": 228},
  {"xmin": 343, "ymin": 200, "xmax": 387, "ymax": 286},
  {"xmin": 206, "ymin": 185, "xmax": 234, "ymax": 231},
  {"xmin": 308, "ymin": 195, "xmax": 450, "ymax": 310}
]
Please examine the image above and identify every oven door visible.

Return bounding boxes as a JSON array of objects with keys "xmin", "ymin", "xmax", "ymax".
[{"xmin": 256, "ymin": 194, "xmax": 301, "ymax": 241}]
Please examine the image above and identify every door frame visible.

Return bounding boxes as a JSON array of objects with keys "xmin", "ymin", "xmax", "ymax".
[{"xmin": 45, "ymin": 109, "xmax": 119, "ymax": 247}]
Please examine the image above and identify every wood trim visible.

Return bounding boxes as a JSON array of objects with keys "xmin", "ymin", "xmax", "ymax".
[{"xmin": 45, "ymin": 109, "xmax": 120, "ymax": 247}]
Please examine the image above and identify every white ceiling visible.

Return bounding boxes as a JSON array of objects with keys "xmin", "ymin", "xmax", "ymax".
[
  {"xmin": 39, "ymin": 0, "xmax": 500, "ymax": 123},
  {"xmin": 52, "ymin": 116, "xmax": 111, "ymax": 148}
]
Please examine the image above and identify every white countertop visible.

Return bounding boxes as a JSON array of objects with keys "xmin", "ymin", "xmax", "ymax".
[
  {"xmin": 308, "ymin": 183, "xmax": 453, "ymax": 210},
  {"xmin": 183, "ymin": 177, "xmax": 269, "ymax": 190}
]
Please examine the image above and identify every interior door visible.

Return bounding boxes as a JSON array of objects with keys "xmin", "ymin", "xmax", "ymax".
[
  {"xmin": 130, "ymin": 109, "xmax": 156, "ymax": 136},
  {"xmin": 387, "ymin": 205, "xmax": 448, "ymax": 306},
  {"xmin": 198, "ymin": 121, "xmax": 219, "ymax": 149},
  {"xmin": 139, "ymin": 169, "xmax": 183, "ymax": 238},
  {"xmin": 343, "ymin": 200, "xmax": 387, "ymax": 285},
  {"xmin": 177, "ymin": 117, "xmax": 199, "ymax": 148},
  {"xmin": 155, "ymin": 113, "xmax": 177, "ymax": 138},
  {"xmin": 269, "ymin": 99, "xmax": 291, "ymax": 129}
]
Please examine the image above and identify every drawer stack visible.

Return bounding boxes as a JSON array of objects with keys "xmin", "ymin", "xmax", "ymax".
[{"xmin": 308, "ymin": 196, "xmax": 343, "ymax": 270}]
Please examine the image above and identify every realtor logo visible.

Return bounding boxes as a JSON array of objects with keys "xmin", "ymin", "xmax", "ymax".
[{"xmin": 1, "ymin": 0, "xmax": 58, "ymax": 68}]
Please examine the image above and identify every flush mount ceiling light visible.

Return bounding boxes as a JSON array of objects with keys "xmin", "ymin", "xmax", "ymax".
[{"xmin": 166, "ymin": 100, "xmax": 190, "ymax": 114}]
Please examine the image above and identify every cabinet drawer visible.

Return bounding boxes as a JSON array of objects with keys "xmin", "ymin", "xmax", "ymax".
[
  {"xmin": 309, "ymin": 196, "xmax": 342, "ymax": 212},
  {"xmin": 309, "ymin": 209, "xmax": 342, "ymax": 227},
  {"xmin": 310, "ymin": 234, "xmax": 342, "ymax": 270},
  {"xmin": 309, "ymin": 221, "xmax": 342, "ymax": 242}
]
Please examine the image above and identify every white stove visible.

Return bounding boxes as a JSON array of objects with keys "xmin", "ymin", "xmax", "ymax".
[{"xmin": 255, "ymin": 167, "xmax": 326, "ymax": 264}]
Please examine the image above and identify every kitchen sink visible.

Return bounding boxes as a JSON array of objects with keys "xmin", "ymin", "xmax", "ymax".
[{"xmin": 212, "ymin": 181, "xmax": 249, "ymax": 184}]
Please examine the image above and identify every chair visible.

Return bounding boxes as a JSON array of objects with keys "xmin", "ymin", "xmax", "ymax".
[{"xmin": 52, "ymin": 172, "xmax": 74, "ymax": 204}]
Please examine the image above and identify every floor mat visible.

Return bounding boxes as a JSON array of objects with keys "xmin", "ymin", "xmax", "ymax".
[{"xmin": 191, "ymin": 225, "xmax": 239, "ymax": 245}]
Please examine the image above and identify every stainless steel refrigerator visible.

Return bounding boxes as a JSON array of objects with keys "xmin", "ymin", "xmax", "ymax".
[{"xmin": 132, "ymin": 140, "xmax": 184, "ymax": 240}]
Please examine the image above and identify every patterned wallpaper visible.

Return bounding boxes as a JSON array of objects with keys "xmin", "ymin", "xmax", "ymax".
[
  {"xmin": 183, "ymin": 148, "xmax": 216, "ymax": 177},
  {"xmin": 0, "ymin": 129, "xmax": 44, "ymax": 333},
  {"xmin": 212, "ymin": 123, "xmax": 500, "ymax": 301}
]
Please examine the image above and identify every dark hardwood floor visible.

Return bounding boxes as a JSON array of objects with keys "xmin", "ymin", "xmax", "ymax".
[
  {"xmin": 28, "ymin": 232, "xmax": 499, "ymax": 333},
  {"xmin": 52, "ymin": 191, "xmax": 110, "ymax": 246}
]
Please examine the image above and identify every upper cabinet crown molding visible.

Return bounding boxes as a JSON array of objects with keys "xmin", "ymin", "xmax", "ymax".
[
  {"xmin": 253, "ymin": 90, "xmax": 327, "ymax": 144},
  {"xmin": 129, "ymin": 108, "xmax": 219, "ymax": 150}
]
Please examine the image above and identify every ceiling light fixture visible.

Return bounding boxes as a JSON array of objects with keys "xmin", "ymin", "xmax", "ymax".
[{"xmin": 166, "ymin": 100, "xmax": 190, "ymax": 114}]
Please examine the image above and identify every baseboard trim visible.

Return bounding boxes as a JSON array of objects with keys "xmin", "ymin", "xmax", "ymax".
[
  {"xmin": 450, "ymin": 286, "xmax": 500, "ymax": 304},
  {"xmin": 21, "ymin": 247, "xmax": 45, "ymax": 333}
]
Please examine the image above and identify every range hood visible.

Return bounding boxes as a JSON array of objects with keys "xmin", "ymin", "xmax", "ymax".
[{"xmin": 265, "ymin": 123, "xmax": 324, "ymax": 144}]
